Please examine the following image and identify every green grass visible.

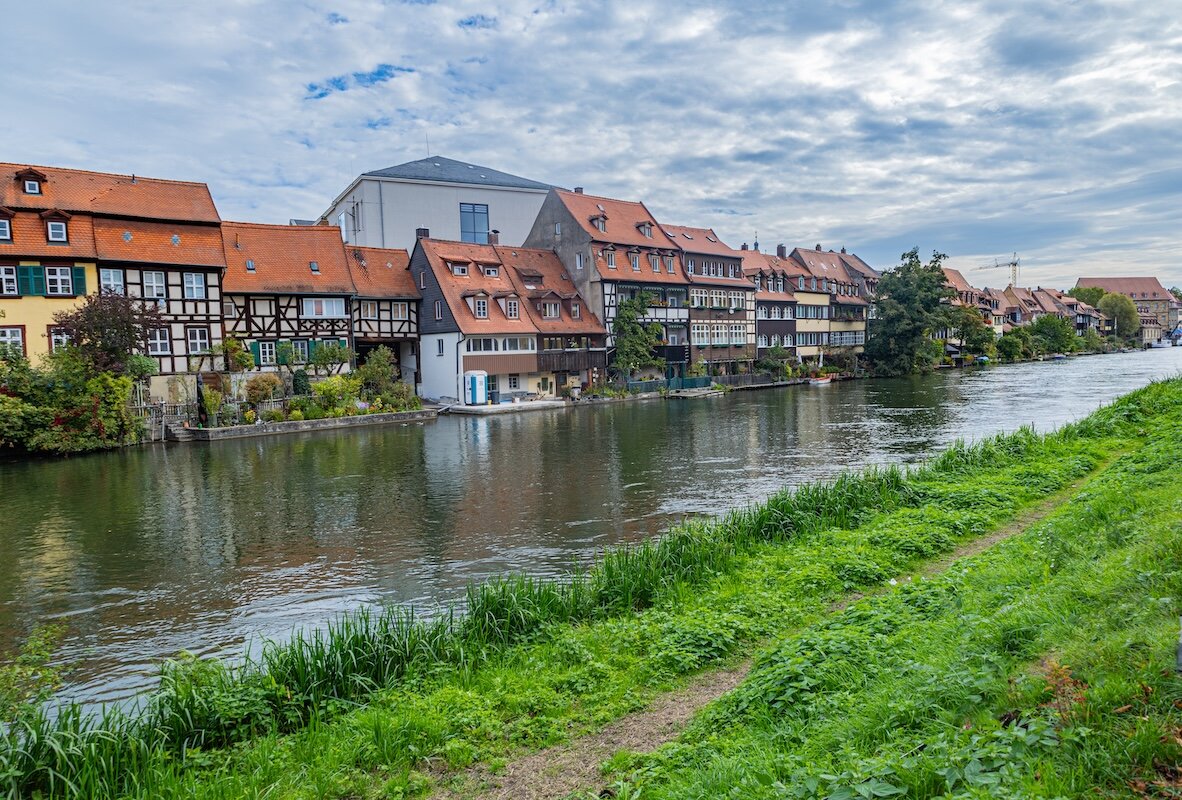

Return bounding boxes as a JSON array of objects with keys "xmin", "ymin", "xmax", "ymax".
[{"xmin": 1, "ymin": 378, "xmax": 1178, "ymax": 799}]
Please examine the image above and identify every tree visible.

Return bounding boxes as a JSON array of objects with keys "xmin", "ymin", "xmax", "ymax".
[
  {"xmin": 995, "ymin": 331, "xmax": 1023, "ymax": 361},
  {"xmin": 945, "ymin": 305, "xmax": 996, "ymax": 357},
  {"xmin": 1066, "ymin": 286, "xmax": 1106, "ymax": 307},
  {"xmin": 611, "ymin": 292, "xmax": 664, "ymax": 378},
  {"xmin": 1081, "ymin": 327, "xmax": 1104, "ymax": 352},
  {"xmin": 210, "ymin": 337, "xmax": 255, "ymax": 372},
  {"xmin": 52, "ymin": 292, "xmax": 164, "ymax": 375},
  {"xmin": 353, "ymin": 345, "xmax": 399, "ymax": 398},
  {"xmin": 1097, "ymin": 292, "xmax": 1139, "ymax": 340},
  {"xmin": 1029, "ymin": 314, "xmax": 1076, "ymax": 354},
  {"xmin": 1170, "ymin": 286, "xmax": 1182, "ymax": 302},
  {"xmin": 309, "ymin": 341, "xmax": 354, "ymax": 375},
  {"xmin": 864, "ymin": 248, "xmax": 955, "ymax": 376}
]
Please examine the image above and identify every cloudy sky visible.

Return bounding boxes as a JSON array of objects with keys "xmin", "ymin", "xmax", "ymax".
[{"xmin": 3, "ymin": 1, "xmax": 1180, "ymax": 288}]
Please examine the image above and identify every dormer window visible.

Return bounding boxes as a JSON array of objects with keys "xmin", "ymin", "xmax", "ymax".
[
  {"xmin": 506, "ymin": 298, "xmax": 519, "ymax": 318},
  {"xmin": 475, "ymin": 298, "xmax": 488, "ymax": 318},
  {"xmin": 452, "ymin": 263, "xmax": 468, "ymax": 276},
  {"xmin": 798, "ymin": 276, "xmax": 805, "ymax": 290},
  {"xmin": 649, "ymin": 254, "xmax": 660, "ymax": 273},
  {"xmin": 484, "ymin": 265, "xmax": 499, "ymax": 277},
  {"xmin": 571, "ymin": 302, "xmax": 581, "ymax": 319},
  {"xmin": 0, "ymin": 219, "xmax": 10, "ymax": 242},
  {"xmin": 754, "ymin": 275, "xmax": 762, "ymax": 290},
  {"xmin": 542, "ymin": 301, "xmax": 560, "ymax": 319},
  {"xmin": 687, "ymin": 258, "xmax": 695, "ymax": 274},
  {"xmin": 47, "ymin": 220, "xmax": 68, "ymax": 242},
  {"xmin": 24, "ymin": 180, "xmax": 41, "ymax": 195},
  {"xmin": 309, "ymin": 261, "xmax": 320, "ymax": 274},
  {"xmin": 592, "ymin": 216, "xmax": 606, "ymax": 233},
  {"xmin": 638, "ymin": 222, "xmax": 653, "ymax": 238},
  {"xmin": 665, "ymin": 256, "xmax": 674, "ymax": 274},
  {"xmin": 630, "ymin": 253, "xmax": 640, "ymax": 271},
  {"xmin": 605, "ymin": 250, "xmax": 616, "ymax": 268}
]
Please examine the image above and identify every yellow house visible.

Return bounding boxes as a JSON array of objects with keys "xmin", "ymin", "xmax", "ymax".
[{"xmin": 0, "ymin": 261, "xmax": 98, "ymax": 363}]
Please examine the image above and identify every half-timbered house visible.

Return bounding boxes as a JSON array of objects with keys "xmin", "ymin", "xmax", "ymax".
[
  {"xmin": 345, "ymin": 246, "xmax": 419, "ymax": 382},
  {"xmin": 742, "ymin": 249, "xmax": 798, "ymax": 357},
  {"xmin": 221, "ymin": 222, "xmax": 356, "ymax": 371},
  {"xmin": 525, "ymin": 189, "xmax": 691, "ymax": 379},
  {"xmin": 663, "ymin": 224, "xmax": 755, "ymax": 375},
  {"xmin": 787, "ymin": 245, "xmax": 874, "ymax": 353}
]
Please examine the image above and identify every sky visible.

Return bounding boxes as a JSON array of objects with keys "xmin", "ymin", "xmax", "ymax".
[{"xmin": 2, "ymin": 0, "xmax": 1180, "ymax": 289}]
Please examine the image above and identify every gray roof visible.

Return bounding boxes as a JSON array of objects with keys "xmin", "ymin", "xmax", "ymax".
[{"xmin": 363, "ymin": 156, "xmax": 555, "ymax": 190}]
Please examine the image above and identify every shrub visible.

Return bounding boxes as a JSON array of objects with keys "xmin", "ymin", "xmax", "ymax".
[
  {"xmin": 354, "ymin": 346, "xmax": 399, "ymax": 399},
  {"xmin": 243, "ymin": 409, "xmax": 257, "ymax": 425},
  {"xmin": 312, "ymin": 375, "xmax": 360, "ymax": 411},
  {"xmin": 244, "ymin": 373, "xmax": 283, "ymax": 405},
  {"xmin": 378, "ymin": 382, "xmax": 421, "ymax": 412},
  {"xmin": 287, "ymin": 409, "xmax": 304, "ymax": 421},
  {"xmin": 292, "ymin": 369, "xmax": 311, "ymax": 395},
  {"xmin": 262, "ymin": 409, "xmax": 285, "ymax": 423}
]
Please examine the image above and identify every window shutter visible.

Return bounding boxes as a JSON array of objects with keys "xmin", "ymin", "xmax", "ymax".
[
  {"xmin": 16, "ymin": 265, "xmax": 32, "ymax": 296},
  {"xmin": 277, "ymin": 340, "xmax": 290, "ymax": 366},
  {"xmin": 71, "ymin": 267, "xmax": 87, "ymax": 295},
  {"xmin": 249, "ymin": 341, "xmax": 261, "ymax": 366},
  {"xmin": 30, "ymin": 266, "xmax": 46, "ymax": 296},
  {"xmin": 339, "ymin": 338, "xmax": 348, "ymax": 350},
  {"xmin": 308, "ymin": 339, "xmax": 320, "ymax": 357}
]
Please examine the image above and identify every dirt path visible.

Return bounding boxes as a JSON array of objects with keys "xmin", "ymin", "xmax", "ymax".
[{"xmin": 430, "ymin": 457, "xmax": 1118, "ymax": 800}]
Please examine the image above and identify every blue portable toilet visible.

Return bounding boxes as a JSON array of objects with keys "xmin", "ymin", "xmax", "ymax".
[{"xmin": 464, "ymin": 370, "xmax": 488, "ymax": 405}]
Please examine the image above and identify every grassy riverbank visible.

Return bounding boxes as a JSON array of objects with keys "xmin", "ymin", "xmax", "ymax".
[{"xmin": 2, "ymin": 378, "xmax": 1179, "ymax": 799}]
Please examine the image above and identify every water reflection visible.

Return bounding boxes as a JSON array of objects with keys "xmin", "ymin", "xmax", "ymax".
[{"xmin": 2, "ymin": 348, "xmax": 1180, "ymax": 704}]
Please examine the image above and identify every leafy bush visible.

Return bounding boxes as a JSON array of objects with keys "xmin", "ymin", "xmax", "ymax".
[
  {"xmin": 292, "ymin": 369, "xmax": 311, "ymax": 395},
  {"xmin": 201, "ymin": 388, "xmax": 223, "ymax": 420},
  {"xmin": 353, "ymin": 346, "xmax": 399, "ymax": 399},
  {"xmin": 244, "ymin": 373, "xmax": 283, "ymax": 405},
  {"xmin": 312, "ymin": 375, "xmax": 360, "ymax": 412},
  {"xmin": 287, "ymin": 409, "xmax": 304, "ymax": 421}
]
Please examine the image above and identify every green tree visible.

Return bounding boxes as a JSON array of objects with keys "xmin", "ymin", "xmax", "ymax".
[
  {"xmin": 353, "ymin": 345, "xmax": 399, "ymax": 399},
  {"xmin": 1170, "ymin": 286, "xmax": 1182, "ymax": 301},
  {"xmin": 1029, "ymin": 314, "xmax": 1076, "ymax": 354},
  {"xmin": 1097, "ymin": 292, "xmax": 1139, "ymax": 340},
  {"xmin": 945, "ymin": 305, "xmax": 996, "ymax": 357},
  {"xmin": 995, "ymin": 331, "xmax": 1023, "ymax": 361},
  {"xmin": 210, "ymin": 337, "xmax": 255, "ymax": 372},
  {"xmin": 611, "ymin": 292, "xmax": 664, "ymax": 378},
  {"xmin": 864, "ymin": 248, "xmax": 955, "ymax": 376},
  {"xmin": 309, "ymin": 342, "xmax": 354, "ymax": 375},
  {"xmin": 52, "ymin": 291, "xmax": 164, "ymax": 375},
  {"xmin": 1066, "ymin": 286, "xmax": 1106, "ymax": 307},
  {"xmin": 1081, "ymin": 328, "xmax": 1104, "ymax": 352}
]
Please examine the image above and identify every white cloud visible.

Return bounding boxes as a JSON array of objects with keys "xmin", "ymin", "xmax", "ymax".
[{"xmin": 2, "ymin": 0, "xmax": 1179, "ymax": 287}]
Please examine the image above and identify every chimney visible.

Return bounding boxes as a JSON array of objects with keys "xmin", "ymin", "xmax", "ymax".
[
  {"xmin": 776, "ymin": 244, "xmax": 786, "ymax": 259},
  {"xmin": 815, "ymin": 243, "xmax": 822, "ymax": 251},
  {"xmin": 489, "ymin": 230, "xmax": 500, "ymax": 245},
  {"xmin": 573, "ymin": 186, "xmax": 584, "ymax": 194},
  {"xmin": 840, "ymin": 246, "xmax": 846, "ymax": 254},
  {"xmin": 415, "ymin": 227, "xmax": 430, "ymax": 239},
  {"xmin": 741, "ymin": 243, "xmax": 748, "ymax": 251}
]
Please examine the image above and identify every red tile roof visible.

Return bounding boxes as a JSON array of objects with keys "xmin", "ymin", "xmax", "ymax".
[
  {"xmin": 942, "ymin": 267, "xmax": 975, "ymax": 294},
  {"xmin": 0, "ymin": 163, "xmax": 220, "ymax": 222},
  {"xmin": 788, "ymin": 247, "xmax": 879, "ymax": 283},
  {"xmin": 419, "ymin": 239, "xmax": 540, "ymax": 336},
  {"xmin": 0, "ymin": 210, "xmax": 97, "ymax": 259},
  {"xmin": 662, "ymin": 224, "xmax": 754, "ymax": 289},
  {"xmin": 741, "ymin": 250, "xmax": 800, "ymax": 302},
  {"xmin": 222, "ymin": 222, "xmax": 355, "ymax": 295},
  {"xmin": 1075, "ymin": 276, "xmax": 1172, "ymax": 301},
  {"xmin": 346, "ymin": 246, "xmax": 417, "ymax": 299},
  {"xmin": 94, "ymin": 219, "xmax": 226, "ymax": 267},
  {"xmin": 500, "ymin": 247, "xmax": 606, "ymax": 335}
]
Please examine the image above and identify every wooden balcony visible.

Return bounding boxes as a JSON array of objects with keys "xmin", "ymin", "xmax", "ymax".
[{"xmin": 537, "ymin": 349, "xmax": 609, "ymax": 372}]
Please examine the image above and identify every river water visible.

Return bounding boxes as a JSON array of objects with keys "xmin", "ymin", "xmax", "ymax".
[{"xmin": 2, "ymin": 348, "xmax": 1180, "ymax": 705}]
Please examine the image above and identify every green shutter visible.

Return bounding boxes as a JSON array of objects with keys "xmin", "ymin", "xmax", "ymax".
[
  {"xmin": 249, "ymin": 341, "xmax": 261, "ymax": 367},
  {"xmin": 277, "ymin": 339, "xmax": 290, "ymax": 365},
  {"xmin": 339, "ymin": 338, "xmax": 348, "ymax": 349},
  {"xmin": 308, "ymin": 339, "xmax": 320, "ymax": 357},
  {"xmin": 16, "ymin": 266, "xmax": 32, "ymax": 296},
  {"xmin": 30, "ymin": 267, "xmax": 46, "ymax": 296},
  {"xmin": 71, "ymin": 267, "xmax": 86, "ymax": 296}
]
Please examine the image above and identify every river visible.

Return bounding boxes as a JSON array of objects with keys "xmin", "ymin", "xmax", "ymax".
[{"xmin": 2, "ymin": 348, "xmax": 1180, "ymax": 706}]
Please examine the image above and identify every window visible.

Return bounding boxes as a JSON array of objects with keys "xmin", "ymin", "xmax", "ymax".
[
  {"xmin": 667, "ymin": 328, "xmax": 681, "ymax": 345},
  {"xmin": 484, "ymin": 265, "xmax": 499, "ymax": 277},
  {"xmin": 459, "ymin": 203, "xmax": 489, "ymax": 244},
  {"xmin": 259, "ymin": 341, "xmax": 276, "ymax": 365},
  {"xmin": 143, "ymin": 271, "xmax": 166, "ymax": 299},
  {"xmin": 0, "ymin": 266, "xmax": 15, "ymax": 295},
  {"xmin": 301, "ymin": 297, "xmax": 346, "ymax": 317},
  {"xmin": 575, "ymin": 252, "xmax": 584, "ymax": 271},
  {"xmin": 148, "ymin": 328, "xmax": 171, "ymax": 355},
  {"xmin": 571, "ymin": 303, "xmax": 581, "ymax": 319},
  {"xmin": 466, "ymin": 337, "xmax": 498, "ymax": 352},
  {"xmin": 630, "ymin": 253, "xmax": 640, "ymax": 271},
  {"xmin": 361, "ymin": 301, "xmax": 379, "ymax": 319},
  {"xmin": 45, "ymin": 266, "xmax": 73, "ymax": 295},
  {"xmin": 222, "ymin": 299, "xmax": 236, "ymax": 318},
  {"xmin": 24, "ymin": 180, "xmax": 40, "ymax": 195},
  {"xmin": 757, "ymin": 305, "xmax": 768, "ymax": 319},
  {"xmin": 474, "ymin": 298, "xmax": 488, "ymax": 318},
  {"xmin": 784, "ymin": 305, "xmax": 793, "ymax": 319},
  {"xmin": 771, "ymin": 306, "xmax": 782, "ymax": 319},
  {"xmin": 49, "ymin": 327, "xmax": 71, "ymax": 353},
  {"xmin": 508, "ymin": 374, "xmax": 520, "ymax": 390},
  {"xmin": 246, "ymin": 259, "xmax": 256, "ymax": 272},
  {"xmin": 434, "ymin": 300, "xmax": 443, "ymax": 320},
  {"xmin": 691, "ymin": 322, "xmax": 708, "ymax": 344},
  {"xmin": 665, "ymin": 256, "xmax": 675, "ymax": 273},
  {"xmin": 187, "ymin": 327, "xmax": 211, "ymax": 353},
  {"xmin": 594, "ymin": 217, "xmax": 606, "ymax": 232},
  {"xmin": 712, "ymin": 324, "xmax": 726, "ymax": 345},
  {"xmin": 691, "ymin": 288, "xmax": 707, "ymax": 307},
  {"xmin": 542, "ymin": 337, "xmax": 563, "ymax": 350},
  {"xmin": 292, "ymin": 340, "xmax": 309, "ymax": 364},
  {"xmin": 501, "ymin": 337, "xmax": 535, "ymax": 351},
  {"xmin": 391, "ymin": 302, "xmax": 408, "ymax": 320},
  {"xmin": 649, "ymin": 254, "xmax": 660, "ymax": 272},
  {"xmin": 0, "ymin": 327, "xmax": 24, "ymax": 355},
  {"xmin": 798, "ymin": 277, "xmax": 805, "ymax": 290},
  {"xmin": 730, "ymin": 324, "xmax": 744, "ymax": 344},
  {"xmin": 605, "ymin": 251, "xmax": 616, "ymax": 268},
  {"xmin": 419, "ymin": 271, "xmax": 426, "ymax": 289},
  {"xmin": 337, "ymin": 212, "xmax": 348, "ymax": 242},
  {"xmin": 770, "ymin": 334, "xmax": 781, "ymax": 347},
  {"xmin": 451, "ymin": 263, "xmax": 468, "ymax": 276},
  {"xmin": 0, "ymin": 219, "xmax": 10, "ymax": 241},
  {"xmin": 554, "ymin": 222, "xmax": 561, "ymax": 236},
  {"xmin": 183, "ymin": 272, "xmax": 206, "ymax": 299},
  {"xmin": 687, "ymin": 258, "xmax": 696, "ymax": 274},
  {"xmin": 100, "ymin": 268, "xmax": 125, "ymax": 295},
  {"xmin": 758, "ymin": 334, "xmax": 768, "ymax": 348},
  {"xmin": 640, "ymin": 222, "xmax": 653, "ymax": 238},
  {"xmin": 729, "ymin": 291, "xmax": 743, "ymax": 309},
  {"xmin": 506, "ymin": 298, "xmax": 519, "ymax": 318},
  {"xmin": 784, "ymin": 333, "xmax": 793, "ymax": 347},
  {"xmin": 667, "ymin": 292, "xmax": 682, "ymax": 308},
  {"xmin": 46, "ymin": 221, "xmax": 67, "ymax": 242},
  {"xmin": 436, "ymin": 339, "xmax": 444, "ymax": 356},
  {"xmin": 542, "ymin": 302, "xmax": 560, "ymax": 319}
]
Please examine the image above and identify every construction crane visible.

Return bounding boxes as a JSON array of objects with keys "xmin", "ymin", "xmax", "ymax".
[{"xmin": 977, "ymin": 253, "xmax": 1021, "ymax": 287}]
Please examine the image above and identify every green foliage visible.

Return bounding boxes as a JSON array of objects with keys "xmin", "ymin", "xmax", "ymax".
[
  {"xmin": 210, "ymin": 337, "xmax": 255, "ymax": 372},
  {"xmin": 945, "ymin": 304, "xmax": 997, "ymax": 357},
  {"xmin": 52, "ymin": 292, "xmax": 165, "ymax": 375},
  {"xmin": 612, "ymin": 293, "xmax": 664, "ymax": 378},
  {"xmin": 0, "ymin": 625, "xmax": 65, "ymax": 727},
  {"xmin": 1080, "ymin": 327, "xmax": 1104, "ymax": 352},
  {"xmin": 1029, "ymin": 314, "xmax": 1076, "ymax": 354},
  {"xmin": 244, "ymin": 373, "xmax": 283, "ymax": 405},
  {"xmin": 1097, "ymin": 292, "xmax": 1139, "ymax": 340},
  {"xmin": 200, "ymin": 388, "xmax": 223, "ymax": 420},
  {"xmin": 292, "ymin": 368, "xmax": 311, "ymax": 395},
  {"xmin": 353, "ymin": 346, "xmax": 399, "ymax": 399},
  {"xmin": 865, "ymin": 248, "xmax": 955, "ymax": 376},
  {"xmin": 312, "ymin": 375, "xmax": 360, "ymax": 412},
  {"xmin": 685, "ymin": 360, "xmax": 707, "ymax": 378},
  {"xmin": 1066, "ymin": 285, "xmax": 1106, "ymax": 307},
  {"xmin": 309, "ymin": 342, "xmax": 354, "ymax": 376}
]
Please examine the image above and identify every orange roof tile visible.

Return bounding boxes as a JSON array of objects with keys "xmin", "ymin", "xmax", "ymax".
[
  {"xmin": 789, "ymin": 247, "xmax": 879, "ymax": 284},
  {"xmin": 662, "ymin": 224, "xmax": 754, "ymax": 289},
  {"xmin": 0, "ymin": 163, "xmax": 219, "ymax": 222},
  {"xmin": 499, "ymin": 246, "xmax": 606, "ymax": 336},
  {"xmin": 346, "ymin": 246, "xmax": 418, "ymax": 299},
  {"xmin": 222, "ymin": 222, "xmax": 355, "ymax": 295},
  {"xmin": 94, "ymin": 219, "xmax": 225, "ymax": 267},
  {"xmin": 0, "ymin": 210, "xmax": 97, "ymax": 259},
  {"xmin": 419, "ymin": 239, "xmax": 538, "ymax": 336},
  {"xmin": 1076, "ymin": 276, "xmax": 1172, "ymax": 300}
]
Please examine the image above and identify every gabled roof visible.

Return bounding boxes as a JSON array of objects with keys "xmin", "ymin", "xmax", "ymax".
[
  {"xmin": 94, "ymin": 219, "xmax": 226, "ymax": 267},
  {"xmin": 662, "ymin": 224, "xmax": 753, "ymax": 289},
  {"xmin": 346, "ymin": 246, "xmax": 418, "ymax": 299},
  {"xmin": 0, "ymin": 163, "xmax": 220, "ymax": 223},
  {"xmin": 788, "ymin": 246, "xmax": 879, "ymax": 283},
  {"xmin": 1031, "ymin": 288, "xmax": 1067, "ymax": 315},
  {"xmin": 501, "ymin": 247, "xmax": 606, "ymax": 335},
  {"xmin": 1075, "ymin": 276, "xmax": 1171, "ymax": 300},
  {"xmin": 741, "ymin": 250, "xmax": 801, "ymax": 302},
  {"xmin": 418, "ymin": 239, "xmax": 538, "ymax": 336},
  {"xmin": 222, "ymin": 222, "xmax": 355, "ymax": 295},
  {"xmin": 363, "ymin": 156, "xmax": 554, "ymax": 191},
  {"xmin": 942, "ymin": 267, "xmax": 977, "ymax": 295}
]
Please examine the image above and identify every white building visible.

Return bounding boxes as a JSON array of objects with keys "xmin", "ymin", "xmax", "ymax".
[{"xmin": 320, "ymin": 156, "xmax": 556, "ymax": 252}]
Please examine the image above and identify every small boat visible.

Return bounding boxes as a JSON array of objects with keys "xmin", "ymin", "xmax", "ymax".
[
  {"xmin": 1051, "ymin": 353, "xmax": 1067, "ymax": 360},
  {"xmin": 809, "ymin": 376, "xmax": 832, "ymax": 386},
  {"xmin": 974, "ymin": 355, "xmax": 990, "ymax": 364}
]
